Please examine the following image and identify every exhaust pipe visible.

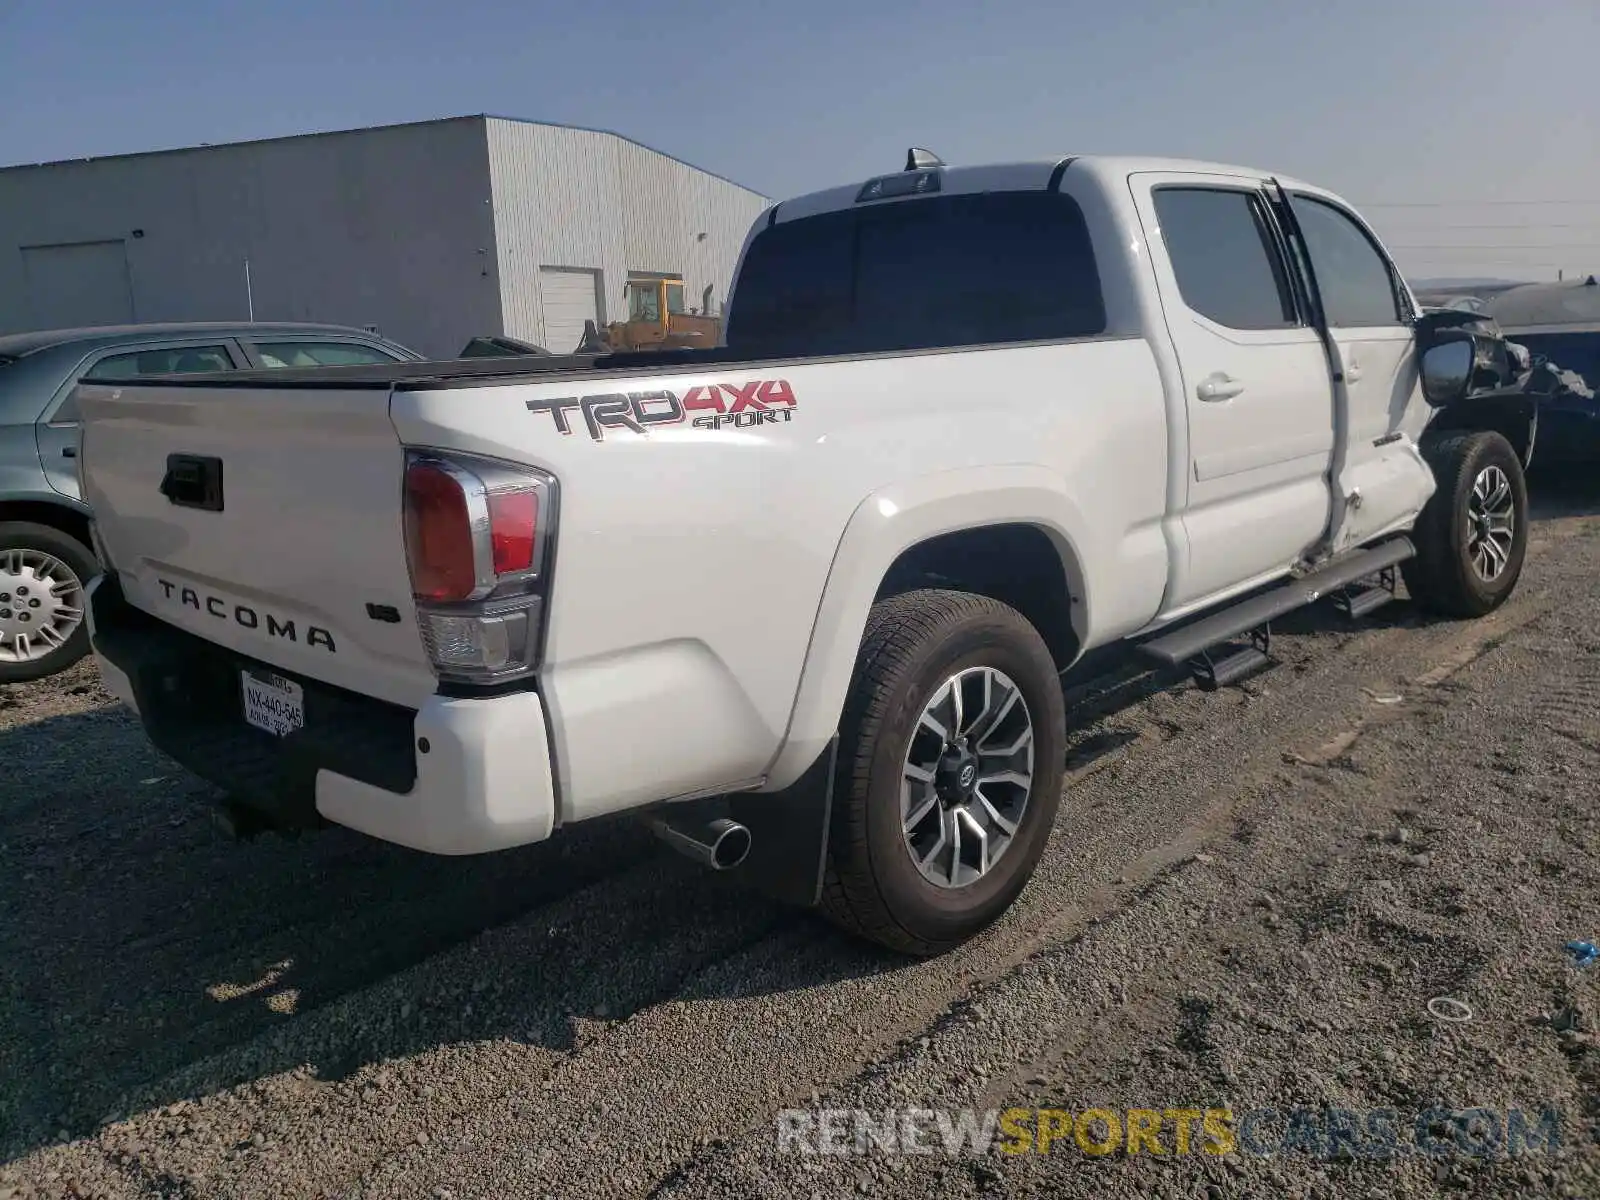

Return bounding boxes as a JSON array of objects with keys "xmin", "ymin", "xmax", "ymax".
[
  {"xmin": 210, "ymin": 796, "xmax": 321, "ymax": 841},
  {"xmin": 645, "ymin": 812, "xmax": 752, "ymax": 871},
  {"xmin": 212, "ymin": 799, "xmax": 273, "ymax": 841}
]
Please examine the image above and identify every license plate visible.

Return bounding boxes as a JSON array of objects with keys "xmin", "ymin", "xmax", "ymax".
[{"xmin": 241, "ymin": 670, "xmax": 304, "ymax": 738}]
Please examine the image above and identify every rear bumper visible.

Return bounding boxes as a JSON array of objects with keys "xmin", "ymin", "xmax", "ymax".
[{"xmin": 86, "ymin": 574, "xmax": 557, "ymax": 855}]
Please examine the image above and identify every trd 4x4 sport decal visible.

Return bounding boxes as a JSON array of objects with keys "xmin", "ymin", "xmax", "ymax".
[{"xmin": 526, "ymin": 380, "xmax": 796, "ymax": 442}]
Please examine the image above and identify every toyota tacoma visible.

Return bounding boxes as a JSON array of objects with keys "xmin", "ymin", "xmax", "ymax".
[{"xmin": 73, "ymin": 151, "xmax": 1537, "ymax": 955}]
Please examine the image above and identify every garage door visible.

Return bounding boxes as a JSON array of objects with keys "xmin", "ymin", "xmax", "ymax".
[
  {"xmin": 22, "ymin": 240, "xmax": 136, "ymax": 329},
  {"xmin": 539, "ymin": 268, "xmax": 601, "ymax": 354}
]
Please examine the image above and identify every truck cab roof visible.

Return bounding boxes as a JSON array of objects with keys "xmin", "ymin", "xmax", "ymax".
[{"xmin": 770, "ymin": 155, "xmax": 1326, "ymax": 225}]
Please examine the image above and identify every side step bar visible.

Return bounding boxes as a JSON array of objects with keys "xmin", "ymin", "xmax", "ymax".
[
  {"xmin": 1189, "ymin": 630, "xmax": 1273, "ymax": 691},
  {"xmin": 1137, "ymin": 537, "xmax": 1415, "ymax": 689},
  {"xmin": 1333, "ymin": 564, "xmax": 1401, "ymax": 620}
]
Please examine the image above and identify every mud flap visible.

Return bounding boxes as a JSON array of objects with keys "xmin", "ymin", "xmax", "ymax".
[{"xmin": 724, "ymin": 736, "xmax": 838, "ymax": 909}]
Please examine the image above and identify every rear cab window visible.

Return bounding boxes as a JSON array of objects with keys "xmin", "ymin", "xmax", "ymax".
[{"xmin": 725, "ymin": 190, "xmax": 1106, "ymax": 358}]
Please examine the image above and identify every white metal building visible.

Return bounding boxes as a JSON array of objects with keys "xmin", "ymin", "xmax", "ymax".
[{"xmin": 0, "ymin": 116, "xmax": 771, "ymax": 358}]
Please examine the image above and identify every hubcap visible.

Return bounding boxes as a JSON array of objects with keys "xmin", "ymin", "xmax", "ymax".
[
  {"xmin": 1466, "ymin": 465, "xmax": 1515, "ymax": 583},
  {"xmin": 901, "ymin": 665, "xmax": 1035, "ymax": 889},
  {"xmin": 0, "ymin": 549, "xmax": 85, "ymax": 665}
]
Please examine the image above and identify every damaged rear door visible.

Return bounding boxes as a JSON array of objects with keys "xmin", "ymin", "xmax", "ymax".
[{"xmin": 1130, "ymin": 172, "xmax": 1335, "ymax": 611}]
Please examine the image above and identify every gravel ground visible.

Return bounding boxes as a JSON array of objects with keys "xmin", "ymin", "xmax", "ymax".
[{"xmin": 2, "ymin": 476, "xmax": 1597, "ymax": 1199}]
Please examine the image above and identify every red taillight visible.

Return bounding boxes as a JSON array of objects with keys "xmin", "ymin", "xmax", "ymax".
[
  {"xmin": 489, "ymin": 490, "xmax": 538, "ymax": 575},
  {"xmin": 404, "ymin": 461, "xmax": 477, "ymax": 602},
  {"xmin": 403, "ymin": 450, "xmax": 555, "ymax": 685}
]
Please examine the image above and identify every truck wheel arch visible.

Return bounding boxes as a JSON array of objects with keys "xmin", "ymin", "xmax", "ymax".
[
  {"xmin": 875, "ymin": 523, "xmax": 1082, "ymax": 670},
  {"xmin": 761, "ymin": 467, "xmax": 1091, "ymax": 791},
  {"xmin": 1424, "ymin": 394, "xmax": 1538, "ymax": 470}
]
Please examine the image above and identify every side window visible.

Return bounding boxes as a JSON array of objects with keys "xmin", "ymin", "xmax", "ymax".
[
  {"xmin": 83, "ymin": 344, "xmax": 235, "ymax": 380},
  {"xmin": 628, "ymin": 285, "xmax": 661, "ymax": 323},
  {"xmin": 59, "ymin": 344, "xmax": 234, "ymax": 422},
  {"xmin": 254, "ymin": 341, "xmax": 403, "ymax": 368},
  {"xmin": 1290, "ymin": 196, "xmax": 1406, "ymax": 327},
  {"xmin": 1154, "ymin": 188, "xmax": 1297, "ymax": 330}
]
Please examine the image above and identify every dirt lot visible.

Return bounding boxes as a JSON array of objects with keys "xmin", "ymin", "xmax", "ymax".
[{"xmin": 2, "ymin": 478, "xmax": 1598, "ymax": 1200}]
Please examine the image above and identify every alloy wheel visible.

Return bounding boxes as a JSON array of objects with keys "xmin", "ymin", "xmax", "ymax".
[
  {"xmin": 1466, "ymin": 464, "xmax": 1516, "ymax": 583},
  {"xmin": 900, "ymin": 665, "xmax": 1035, "ymax": 889}
]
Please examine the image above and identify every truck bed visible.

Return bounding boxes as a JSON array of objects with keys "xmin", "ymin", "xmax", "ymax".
[{"xmin": 76, "ymin": 331, "xmax": 1174, "ymax": 822}]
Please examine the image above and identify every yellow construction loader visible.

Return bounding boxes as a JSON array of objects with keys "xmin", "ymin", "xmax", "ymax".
[{"xmin": 577, "ymin": 278, "xmax": 721, "ymax": 354}]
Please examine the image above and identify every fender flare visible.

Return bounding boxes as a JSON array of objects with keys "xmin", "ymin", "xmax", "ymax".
[
  {"xmin": 0, "ymin": 490, "xmax": 94, "ymax": 522},
  {"xmin": 1425, "ymin": 391, "xmax": 1539, "ymax": 470},
  {"xmin": 761, "ymin": 464, "xmax": 1093, "ymax": 789}
]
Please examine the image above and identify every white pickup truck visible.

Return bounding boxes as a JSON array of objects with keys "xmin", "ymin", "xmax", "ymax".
[{"xmin": 76, "ymin": 151, "xmax": 1537, "ymax": 956}]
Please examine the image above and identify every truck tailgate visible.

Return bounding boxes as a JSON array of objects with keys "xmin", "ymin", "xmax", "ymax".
[{"xmin": 77, "ymin": 380, "xmax": 436, "ymax": 708}]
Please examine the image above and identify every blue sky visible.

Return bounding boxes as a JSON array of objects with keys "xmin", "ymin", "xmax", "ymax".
[{"xmin": 2, "ymin": 0, "xmax": 1595, "ymax": 281}]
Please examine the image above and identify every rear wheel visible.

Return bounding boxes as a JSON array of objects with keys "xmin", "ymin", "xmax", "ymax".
[
  {"xmin": 0, "ymin": 522, "xmax": 96, "ymax": 684},
  {"xmin": 820, "ymin": 589, "xmax": 1066, "ymax": 956},
  {"xmin": 1403, "ymin": 431, "xmax": 1528, "ymax": 618}
]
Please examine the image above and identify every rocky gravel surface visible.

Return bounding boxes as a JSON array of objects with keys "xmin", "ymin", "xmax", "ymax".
[{"xmin": 2, "ymin": 477, "xmax": 1597, "ymax": 1199}]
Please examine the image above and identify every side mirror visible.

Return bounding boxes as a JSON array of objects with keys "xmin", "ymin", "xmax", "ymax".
[
  {"xmin": 1413, "ymin": 308, "xmax": 1520, "ymax": 407},
  {"xmin": 1419, "ymin": 336, "xmax": 1474, "ymax": 407}
]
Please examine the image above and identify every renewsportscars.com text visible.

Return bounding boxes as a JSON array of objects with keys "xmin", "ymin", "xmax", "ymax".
[{"xmin": 776, "ymin": 1105, "xmax": 1568, "ymax": 1161}]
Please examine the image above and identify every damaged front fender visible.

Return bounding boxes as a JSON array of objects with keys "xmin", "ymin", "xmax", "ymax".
[{"xmin": 1417, "ymin": 311, "xmax": 1543, "ymax": 468}]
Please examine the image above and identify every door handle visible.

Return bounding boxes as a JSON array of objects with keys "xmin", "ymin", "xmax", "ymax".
[{"xmin": 1196, "ymin": 373, "xmax": 1245, "ymax": 402}]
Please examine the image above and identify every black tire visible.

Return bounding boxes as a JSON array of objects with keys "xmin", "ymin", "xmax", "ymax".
[
  {"xmin": 1402, "ymin": 431, "xmax": 1528, "ymax": 619},
  {"xmin": 820, "ymin": 589, "xmax": 1066, "ymax": 956},
  {"xmin": 0, "ymin": 521, "xmax": 97, "ymax": 684}
]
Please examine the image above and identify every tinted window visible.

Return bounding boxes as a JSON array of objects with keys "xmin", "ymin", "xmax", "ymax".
[
  {"xmin": 725, "ymin": 191, "xmax": 1105, "ymax": 357},
  {"xmin": 84, "ymin": 344, "xmax": 234, "ymax": 379},
  {"xmin": 1291, "ymin": 197, "xmax": 1405, "ymax": 327},
  {"xmin": 254, "ymin": 341, "xmax": 402, "ymax": 368},
  {"xmin": 55, "ymin": 343, "xmax": 235, "ymax": 422},
  {"xmin": 1154, "ymin": 188, "xmax": 1297, "ymax": 330}
]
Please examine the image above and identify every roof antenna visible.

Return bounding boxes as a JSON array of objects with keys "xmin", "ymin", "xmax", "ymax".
[{"xmin": 905, "ymin": 147, "xmax": 945, "ymax": 172}]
